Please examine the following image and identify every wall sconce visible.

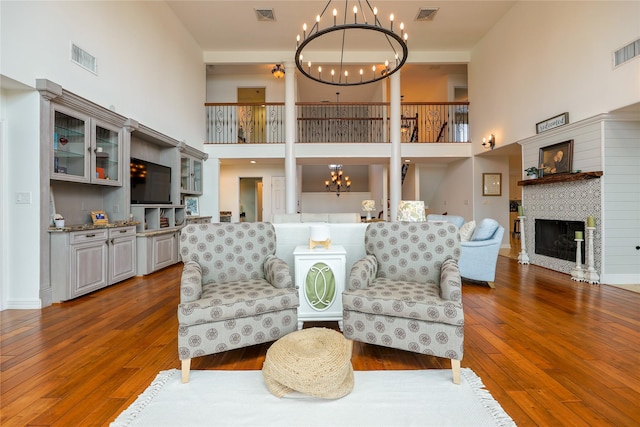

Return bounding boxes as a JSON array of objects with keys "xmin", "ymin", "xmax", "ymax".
[{"xmin": 482, "ymin": 134, "xmax": 496, "ymax": 150}]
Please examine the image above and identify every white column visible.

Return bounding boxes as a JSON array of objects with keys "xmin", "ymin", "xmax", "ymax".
[
  {"xmin": 389, "ymin": 71, "xmax": 402, "ymax": 221},
  {"xmin": 284, "ymin": 61, "xmax": 297, "ymax": 213}
]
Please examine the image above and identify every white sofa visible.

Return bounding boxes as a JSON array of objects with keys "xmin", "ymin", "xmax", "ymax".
[
  {"xmin": 272, "ymin": 213, "xmax": 361, "ymax": 223},
  {"xmin": 274, "ymin": 222, "xmax": 368, "ymax": 287}
]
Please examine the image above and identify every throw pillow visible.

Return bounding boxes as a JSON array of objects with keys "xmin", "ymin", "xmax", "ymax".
[
  {"xmin": 471, "ymin": 218, "xmax": 500, "ymax": 241},
  {"xmin": 459, "ymin": 220, "xmax": 476, "ymax": 241}
]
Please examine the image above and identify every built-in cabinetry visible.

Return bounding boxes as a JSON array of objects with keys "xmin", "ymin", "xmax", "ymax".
[
  {"xmin": 50, "ymin": 226, "xmax": 136, "ymax": 302},
  {"xmin": 51, "ymin": 104, "xmax": 123, "ymax": 186},
  {"xmin": 131, "ymin": 204, "xmax": 186, "ymax": 276},
  {"xmin": 179, "ymin": 143, "xmax": 208, "ymax": 197},
  {"xmin": 180, "ymin": 155, "xmax": 203, "ymax": 195}
]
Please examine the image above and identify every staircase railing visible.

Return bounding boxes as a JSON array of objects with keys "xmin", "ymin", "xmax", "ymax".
[{"xmin": 205, "ymin": 102, "xmax": 469, "ymax": 144}]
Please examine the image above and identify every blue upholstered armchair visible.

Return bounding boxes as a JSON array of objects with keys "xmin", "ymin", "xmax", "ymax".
[
  {"xmin": 427, "ymin": 215, "xmax": 504, "ymax": 288},
  {"xmin": 343, "ymin": 222, "xmax": 464, "ymax": 384},
  {"xmin": 178, "ymin": 222, "xmax": 299, "ymax": 383},
  {"xmin": 458, "ymin": 219, "xmax": 505, "ymax": 288}
]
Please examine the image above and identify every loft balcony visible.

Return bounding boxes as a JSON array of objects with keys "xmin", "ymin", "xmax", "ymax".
[{"xmin": 205, "ymin": 102, "xmax": 470, "ymax": 144}]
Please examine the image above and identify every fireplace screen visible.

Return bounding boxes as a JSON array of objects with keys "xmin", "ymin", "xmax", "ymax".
[{"xmin": 535, "ymin": 219, "xmax": 585, "ymax": 262}]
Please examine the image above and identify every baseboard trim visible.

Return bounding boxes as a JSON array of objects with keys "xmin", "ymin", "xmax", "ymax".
[
  {"xmin": 6, "ymin": 298, "xmax": 42, "ymax": 310},
  {"xmin": 600, "ymin": 273, "xmax": 640, "ymax": 286}
]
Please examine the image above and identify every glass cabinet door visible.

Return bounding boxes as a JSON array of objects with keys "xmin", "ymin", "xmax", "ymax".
[
  {"xmin": 192, "ymin": 159, "xmax": 202, "ymax": 193},
  {"xmin": 93, "ymin": 122, "xmax": 121, "ymax": 184},
  {"xmin": 181, "ymin": 157, "xmax": 191, "ymax": 191},
  {"xmin": 53, "ymin": 108, "xmax": 90, "ymax": 181}
]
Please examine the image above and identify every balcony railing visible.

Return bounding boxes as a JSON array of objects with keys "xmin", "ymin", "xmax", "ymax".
[{"xmin": 205, "ymin": 102, "xmax": 469, "ymax": 144}]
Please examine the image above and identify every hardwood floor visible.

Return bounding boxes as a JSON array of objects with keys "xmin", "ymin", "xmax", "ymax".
[{"xmin": 2, "ymin": 256, "xmax": 640, "ymax": 426}]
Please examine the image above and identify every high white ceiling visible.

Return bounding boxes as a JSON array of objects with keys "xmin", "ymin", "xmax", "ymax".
[{"xmin": 167, "ymin": 1, "xmax": 517, "ymax": 62}]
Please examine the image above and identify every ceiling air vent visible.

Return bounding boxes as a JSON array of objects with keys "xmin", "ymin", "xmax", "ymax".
[
  {"xmin": 415, "ymin": 8, "xmax": 439, "ymax": 21},
  {"xmin": 70, "ymin": 42, "xmax": 97, "ymax": 75},
  {"xmin": 255, "ymin": 8, "xmax": 276, "ymax": 22},
  {"xmin": 614, "ymin": 38, "xmax": 640, "ymax": 68}
]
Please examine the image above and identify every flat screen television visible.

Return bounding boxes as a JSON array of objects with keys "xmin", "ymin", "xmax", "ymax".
[{"xmin": 130, "ymin": 157, "xmax": 172, "ymax": 204}]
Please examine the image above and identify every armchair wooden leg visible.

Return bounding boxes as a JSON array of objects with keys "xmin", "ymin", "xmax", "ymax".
[
  {"xmin": 451, "ymin": 359, "xmax": 461, "ymax": 384},
  {"xmin": 487, "ymin": 281, "xmax": 495, "ymax": 289},
  {"xmin": 181, "ymin": 359, "xmax": 191, "ymax": 383}
]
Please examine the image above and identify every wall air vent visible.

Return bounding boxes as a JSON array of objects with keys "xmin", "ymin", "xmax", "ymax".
[
  {"xmin": 255, "ymin": 8, "xmax": 276, "ymax": 21},
  {"xmin": 614, "ymin": 38, "xmax": 640, "ymax": 68},
  {"xmin": 70, "ymin": 42, "xmax": 97, "ymax": 75},
  {"xmin": 415, "ymin": 8, "xmax": 439, "ymax": 21}
]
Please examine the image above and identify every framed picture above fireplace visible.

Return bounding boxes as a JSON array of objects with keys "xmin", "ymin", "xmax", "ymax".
[{"xmin": 539, "ymin": 140, "xmax": 573, "ymax": 175}]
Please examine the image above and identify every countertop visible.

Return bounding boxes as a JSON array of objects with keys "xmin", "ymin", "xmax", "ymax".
[{"xmin": 48, "ymin": 221, "xmax": 140, "ymax": 233}]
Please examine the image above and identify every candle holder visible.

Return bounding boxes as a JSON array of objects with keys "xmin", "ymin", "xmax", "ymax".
[
  {"xmin": 583, "ymin": 226, "xmax": 600, "ymax": 284},
  {"xmin": 517, "ymin": 215, "xmax": 530, "ymax": 264},
  {"xmin": 571, "ymin": 238, "xmax": 584, "ymax": 282}
]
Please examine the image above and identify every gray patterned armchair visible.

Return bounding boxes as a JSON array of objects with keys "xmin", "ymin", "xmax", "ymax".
[
  {"xmin": 178, "ymin": 222, "xmax": 299, "ymax": 383},
  {"xmin": 342, "ymin": 222, "xmax": 464, "ymax": 383}
]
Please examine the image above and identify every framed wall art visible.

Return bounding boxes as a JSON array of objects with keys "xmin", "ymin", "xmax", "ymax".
[
  {"xmin": 184, "ymin": 196, "xmax": 200, "ymax": 216},
  {"xmin": 539, "ymin": 140, "xmax": 573, "ymax": 175},
  {"xmin": 482, "ymin": 173, "xmax": 502, "ymax": 196}
]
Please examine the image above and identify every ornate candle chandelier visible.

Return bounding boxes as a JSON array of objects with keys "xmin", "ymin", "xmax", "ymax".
[
  {"xmin": 325, "ymin": 164, "xmax": 351, "ymax": 196},
  {"xmin": 295, "ymin": 0, "xmax": 408, "ymax": 86}
]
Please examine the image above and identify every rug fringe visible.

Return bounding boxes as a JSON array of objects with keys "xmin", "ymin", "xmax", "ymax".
[
  {"xmin": 110, "ymin": 369, "xmax": 178, "ymax": 427},
  {"xmin": 461, "ymin": 368, "xmax": 517, "ymax": 427}
]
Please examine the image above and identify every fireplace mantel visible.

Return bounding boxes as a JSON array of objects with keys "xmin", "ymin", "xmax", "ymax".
[{"xmin": 518, "ymin": 171, "xmax": 603, "ymax": 186}]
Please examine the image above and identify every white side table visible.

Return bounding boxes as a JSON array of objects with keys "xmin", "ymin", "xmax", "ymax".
[{"xmin": 293, "ymin": 245, "xmax": 347, "ymax": 330}]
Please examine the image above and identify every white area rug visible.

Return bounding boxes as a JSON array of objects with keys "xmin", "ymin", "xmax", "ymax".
[{"xmin": 111, "ymin": 369, "xmax": 516, "ymax": 427}]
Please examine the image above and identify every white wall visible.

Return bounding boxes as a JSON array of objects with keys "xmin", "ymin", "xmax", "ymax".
[
  {"xmin": 427, "ymin": 159, "xmax": 474, "ymax": 220},
  {"xmin": 470, "ymin": 1, "xmax": 640, "ymax": 149},
  {"xmin": 602, "ymin": 119, "xmax": 640, "ymax": 284},
  {"xmin": 219, "ymin": 163, "xmax": 285, "ymax": 222},
  {"xmin": 207, "ymin": 73, "xmax": 286, "ymax": 103},
  {"xmin": 1, "ymin": 1, "xmax": 205, "ymax": 148},
  {"xmin": 1, "ymin": 88, "xmax": 41, "ymax": 308},
  {"xmin": 301, "ymin": 192, "xmax": 372, "ymax": 214}
]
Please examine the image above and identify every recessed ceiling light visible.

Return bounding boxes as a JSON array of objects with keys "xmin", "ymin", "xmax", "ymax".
[
  {"xmin": 250, "ymin": 160, "xmax": 256, "ymax": 164},
  {"xmin": 404, "ymin": 159, "xmax": 411, "ymax": 163}
]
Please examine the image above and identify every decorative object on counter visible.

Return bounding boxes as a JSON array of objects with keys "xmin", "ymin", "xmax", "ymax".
[
  {"xmin": 524, "ymin": 166, "xmax": 538, "ymax": 179},
  {"xmin": 184, "ymin": 196, "xmax": 199, "ymax": 216},
  {"xmin": 91, "ymin": 210, "xmax": 109, "ymax": 225},
  {"xmin": 309, "ymin": 224, "xmax": 331, "ymax": 249},
  {"xmin": 571, "ymin": 234, "xmax": 584, "ymax": 282},
  {"xmin": 361, "ymin": 199, "xmax": 375, "ymax": 221},
  {"xmin": 54, "ymin": 213, "xmax": 65, "ymax": 228},
  {"xmin": 538, "ymin": 140, "xmax": 573, "ymax": 175}
]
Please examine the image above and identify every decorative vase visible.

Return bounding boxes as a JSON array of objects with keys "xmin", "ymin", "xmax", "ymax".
[
  {"xmin": 366, "ymin": 212, "xmax": 372, "ymax": 221},
  {"xmin": 54, "ymin": 219, "xmax": 65, "ymax": 228}
]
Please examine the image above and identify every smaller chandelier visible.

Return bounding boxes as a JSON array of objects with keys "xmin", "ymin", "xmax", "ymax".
[
  {"xmin": 295, "ymin": 0, "xmax": 408, "ymax": 87},
  {"xmin": 271, "ymin": 64, "xmax": 285, "ymax": 78},
  {"xmin": 325, "ymin": 164, "xmax": 351, "ymax": 196}
]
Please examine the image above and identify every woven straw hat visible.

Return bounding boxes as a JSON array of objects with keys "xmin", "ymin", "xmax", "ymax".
[{"xmin": 262, "ymin": 328, "xmax": 354, "ymax": 399}]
